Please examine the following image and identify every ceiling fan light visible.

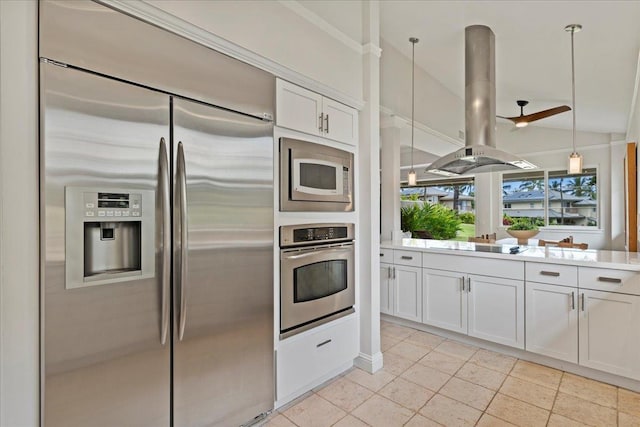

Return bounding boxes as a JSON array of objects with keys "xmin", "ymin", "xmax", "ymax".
[
  {"xmin": 408, "ymin": 169, "xmax": 417, "ymax": 186},
  {"xmin": 515, "ymin": 121, "xmax": 528, "ymax": 128},
  {"xmin": 568, "ymin": 152, "xmax": 583, "ymax": 174}
]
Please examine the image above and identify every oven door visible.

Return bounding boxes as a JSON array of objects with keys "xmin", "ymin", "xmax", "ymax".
[{"xmin": 280, "ymin": 243, "xmax": 354, "ymax": 332}]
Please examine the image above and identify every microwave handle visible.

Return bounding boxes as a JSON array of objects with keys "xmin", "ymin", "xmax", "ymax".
[{"xmin": 283, "ymin": 246, "xmax": 352, "ymax": 261}]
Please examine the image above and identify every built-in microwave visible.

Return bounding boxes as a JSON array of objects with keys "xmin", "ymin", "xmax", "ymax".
[{"xmin": 280, "ymin": 137, "xmax": 354, "ymax": 211}]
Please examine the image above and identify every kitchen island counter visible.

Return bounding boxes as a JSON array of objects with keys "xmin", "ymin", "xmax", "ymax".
[{"xmin": 381, "ymin": 239, "xmax": 640, "ymax": 271}]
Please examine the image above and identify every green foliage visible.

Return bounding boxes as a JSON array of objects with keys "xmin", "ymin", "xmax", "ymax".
[
  {"xmin": 401, "ymin": 203, "xmax": 461, "ymax": 240},
  {"xmin": 507, "ymin": 218, "xmax": 538, "ymax": 231},
  {"xmin": 458, "ymin": 211, "xmax": 475, "ymax": 224}
]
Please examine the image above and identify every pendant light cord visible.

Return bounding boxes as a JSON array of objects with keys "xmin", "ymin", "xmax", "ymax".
[
  {"xmin": 410, "ymin": 37, "xmax": 418, "ymax": 173},
  {"xmin": 570, "ymin": 28, "xmax": 576, "ymax": 154}
]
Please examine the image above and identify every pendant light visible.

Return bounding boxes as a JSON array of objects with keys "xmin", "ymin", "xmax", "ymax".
[
  {"xmin": 566, "ymin": 24, "xmax": 583, "ymax": 174},
  {"xmin": 407, "ymin": 37, "xmax": 419, "ymax": 186}
]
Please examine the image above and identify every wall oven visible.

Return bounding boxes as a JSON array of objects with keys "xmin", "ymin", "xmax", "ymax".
[
  {"xmin": 280, "ymin": 137, "xmax": 354, "ymax": 211},
  {"xmin": 280, "ymin": 223, "xmax": 355, "ymax": 338}
]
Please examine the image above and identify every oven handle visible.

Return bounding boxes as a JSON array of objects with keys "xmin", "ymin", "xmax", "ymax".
[{"xmin": 282, "ymin": 245, "xmax": 353, "ymax": 261}]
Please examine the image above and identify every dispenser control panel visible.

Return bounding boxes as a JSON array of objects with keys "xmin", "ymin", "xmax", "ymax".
[{"xmin": 83, "ymin": 192, "xmax": 142, "ymax": 218}]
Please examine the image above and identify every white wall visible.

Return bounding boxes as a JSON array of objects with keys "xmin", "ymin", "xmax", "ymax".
[
  {"xmin": 142, "ymin": 0, "xmax": 364, "ymax": 103},
  {"xmin": 380, "ymin": 39, "xmax": 464, "ymax": 142},
  {"xmin": 0, "ymin": 1, "xmax": 40, "ymax": 425}
]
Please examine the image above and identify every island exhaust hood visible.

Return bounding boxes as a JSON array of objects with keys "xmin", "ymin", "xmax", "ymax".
[{"xmin": 425, "ymin": 25, "xmax": 536, "ymax": 176}]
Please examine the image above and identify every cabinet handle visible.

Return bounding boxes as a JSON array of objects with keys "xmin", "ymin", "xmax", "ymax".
[
  {"xmin": 597, "ymin": 276, "xmax": 622, "ymax": 284},
  {"xmin": 540, "ymin": 271, "xmax": 560, "ymax": 277},
  {"xmin": 460, "ymin": 277, "xmax": 465, "ymax": 292},
  {"xmin": 325, "ymin": 113, "xmax": 329, "ymax": 133},
  {"xmin": 388, "ymin": 266, "xmax": 392, "ymax": 279},
  {"xmin": 319, "ymin": 112, "xmax": 324, "ymax": 132},
  {"xmin": 393, "ymin": 267, "xmax": 396, "ymax": 279},
  {"xmin": 380, "ymin": 253, "xmax": 384, "ymax": 257},
  {"xmin": 581, "ymin": 293, "xmax": 585, "ymax": 311},
  {"xmin": 401, "ymin": 255, "xmax": 413, "ymax": 260},
  {"xmin": 467, "ymin": 277, "xmax": 471, "ymax": 292},
  {"xmin": 571, "ymin": 291, "xmax": 575, "ymax": 310},
  {"xmin": 316, "ymin": 339, "xmax": 332, "ymax": 348}
]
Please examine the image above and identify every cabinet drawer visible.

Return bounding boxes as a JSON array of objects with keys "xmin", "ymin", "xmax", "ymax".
[
  {"xmin": 379, "ymin": 248, "xmax": 393, "ymax": 262},
  {"xmin": 277, "ymin": 315, "xmax": 358, "ymax": 401},
  {"xmin": 526, "ymin": 262, "xmax": 577, "ymax": 287},
  {"xmin": 394, "ymin": 250, "xmax": 422, "ymax": 267},
  {"xmin": 579, "ymin": 267, "xmax": 640, "ymax": 296},
  {"xmin": 423, "ymin": 253, "xmax": 523, "ymax": 280}
]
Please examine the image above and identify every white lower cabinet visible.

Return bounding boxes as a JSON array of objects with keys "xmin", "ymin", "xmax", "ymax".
[
  {"xmin": 394, "ymin": 265, "xmax": 422, "ymax": 322},
  {"xmin": 579, "ymin": 289, "xmax": 640, "ymax": 380},
  {"xmin": 525, "ymin": 282, "xmax": 578, "ymax": 363},
  {"xmin": 422, "ymin": 269, "xmax": 524, "ymax": 348},
  {"xmin": 467, "ymin": 275, "xmax": 525, "ymax": 349},
  {"xmin": 423, "ymin": 269, "xmax": 467, "ymax": 334},
  {"xmin": 277, "ymin": 315, "xmax": 358, "ymax": 403},
  {"xmin": 380, "ymin": 262, "xmax": 393, "ymax": 315}
]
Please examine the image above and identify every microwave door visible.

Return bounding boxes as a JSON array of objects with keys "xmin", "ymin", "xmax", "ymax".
[{"xmin": 292, "ymin": 157, "xmax": 343, "ymax": 198}]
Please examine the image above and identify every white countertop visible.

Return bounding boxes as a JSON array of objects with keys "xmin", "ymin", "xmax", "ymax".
[{"xmin": 381, "ymin": 239, "xmax": 640, "ymax": 271}]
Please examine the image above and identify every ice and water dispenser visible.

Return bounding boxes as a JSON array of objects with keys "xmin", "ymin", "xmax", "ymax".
[{"xmin": 65, "ymin": 187, "xmax": 155, "ymax": 289}]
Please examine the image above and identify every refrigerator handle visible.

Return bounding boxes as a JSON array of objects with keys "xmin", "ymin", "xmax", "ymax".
[
  {"xmin": 159, "ymin": 137, "xmax": 171, "ymax": 346},
  {"xmin": 177, "ymin": 141, "xmax": 188, "ymax": 341}
]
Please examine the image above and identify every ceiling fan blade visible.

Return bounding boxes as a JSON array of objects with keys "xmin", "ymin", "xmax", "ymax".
[{"xmin": 521, "ymin": 105, "xmax": 571, "ymax": 123}]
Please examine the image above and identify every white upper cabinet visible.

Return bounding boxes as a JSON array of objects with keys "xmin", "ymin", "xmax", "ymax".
[{"xmin": 276, "ymin": 79, "xmax": 358, "ymax": 146}]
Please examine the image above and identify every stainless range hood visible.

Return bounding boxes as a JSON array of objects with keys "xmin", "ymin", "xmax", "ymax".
[{"xmin": 426, "ymin": 25, "xmax": 536, "ymax": 176}]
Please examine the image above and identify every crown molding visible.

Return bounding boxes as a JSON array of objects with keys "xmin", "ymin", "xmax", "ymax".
[
  {"xmin": 99, "ymin": 0, "xmax": 365, "ymax": 109},
  {"xmin": 277, "ymin": 0, "xmax": 364, "ymax": 54}
]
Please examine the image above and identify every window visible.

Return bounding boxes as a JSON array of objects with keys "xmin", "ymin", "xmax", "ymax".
[
  {"xmin": 400, "ymin": 177, "xmax": 475, "ymax": 240},
  {"xmin": 502, "ymin": 168, "xmax": 597, "ymax": 228}
]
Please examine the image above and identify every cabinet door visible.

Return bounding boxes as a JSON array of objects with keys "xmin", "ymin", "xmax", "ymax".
[
  {"xmin": 468, "ymin": 275, "xmax": 525, "ymax": 349},
  {"xmin": 579, "ymin": 289, "xmax": 640, "ymax": 380},
  {"xmin": 423, "ymin": 269, "xmax": 467, "ymax": 334},
  {"xmin": 380, "ymin": 263, "xmax": 393, "ymax": 315},
  {"xmin": 276, "ymin": 79, "xmax": 322, "ymax": 136},
  {"xmin": 393, "ymin": 265, "xmax": 422, "ymax": 322},
  {"xmin": 322, "ymin": 97, "xmax": 358, "ymax": 146},
  {"xmin": 525, "ymin": 282, "xmax": 578, "ymax": 363}
]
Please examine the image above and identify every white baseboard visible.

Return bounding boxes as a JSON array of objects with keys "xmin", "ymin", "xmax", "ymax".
[{"xmin": 354, "ymin": 351, "xmax": 384, "ymax": 373}]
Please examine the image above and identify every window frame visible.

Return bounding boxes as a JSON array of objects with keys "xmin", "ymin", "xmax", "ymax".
[{"xmin": 500, "ymin": 166, "xmax": 600, "ymax": 231}]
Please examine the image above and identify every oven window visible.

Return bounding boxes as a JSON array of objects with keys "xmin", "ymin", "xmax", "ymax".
[
  {"xmin": 300, "ymin": 163, "xmax": 337, "ymax": 190},
  {"xmin": 294, "ymin": 259, "xmax": 347, "ymax": 303}
]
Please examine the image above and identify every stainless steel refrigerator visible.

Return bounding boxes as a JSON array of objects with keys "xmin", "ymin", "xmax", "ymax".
[{"xmin": 40, "ymin": 61, "xmax": 274, "ymax": 426}]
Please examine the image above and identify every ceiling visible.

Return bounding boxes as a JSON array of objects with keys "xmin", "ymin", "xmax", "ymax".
[{"xmin": 380, "ymin": 1, "xmax": 640, "ymax": 134}]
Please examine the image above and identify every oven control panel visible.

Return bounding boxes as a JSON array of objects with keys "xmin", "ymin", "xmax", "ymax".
[{"xmin": 280, "ymin": 223, "xmax": 354, "ymax": 248}]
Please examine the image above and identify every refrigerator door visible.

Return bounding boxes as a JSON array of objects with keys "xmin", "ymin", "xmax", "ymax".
[
  {"xmin": 41, "ymin": 63, "xmax": 171, "ymax": 426},
  {"xmin": 172, "ymin": 97, "xmax": 274, "ymax": 426}
]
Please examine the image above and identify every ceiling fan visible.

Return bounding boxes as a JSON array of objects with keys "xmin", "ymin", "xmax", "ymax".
[{"xmin": 498, "ymin": 100, "xmax": 571, "ymax": 128}]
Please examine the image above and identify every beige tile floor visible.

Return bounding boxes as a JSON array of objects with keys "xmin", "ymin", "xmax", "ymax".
[{"xmin": 264, "ymin": 320, "xmax": 640, "ymax": 427}]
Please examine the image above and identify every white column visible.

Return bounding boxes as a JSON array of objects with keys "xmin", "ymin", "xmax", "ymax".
[
  {"xmin": 0, "ymin": 0, "xmax": 40, "ymax": 425},
  {"xmin": 380, "ymin": 125, "xmax": 401, "ymax": 241},
  {"xmin": 355, "ymin": 0, "xmax": 383, "ymax": 373}
]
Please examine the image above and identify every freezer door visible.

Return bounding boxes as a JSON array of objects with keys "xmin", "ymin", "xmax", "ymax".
[
  {"xmin": 172, "ymin": 97, "xmax": 274, "ymax": 426},
  {"xmin": 41, "ymin": 63, "xmax": 171, "ymax": 426}
]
